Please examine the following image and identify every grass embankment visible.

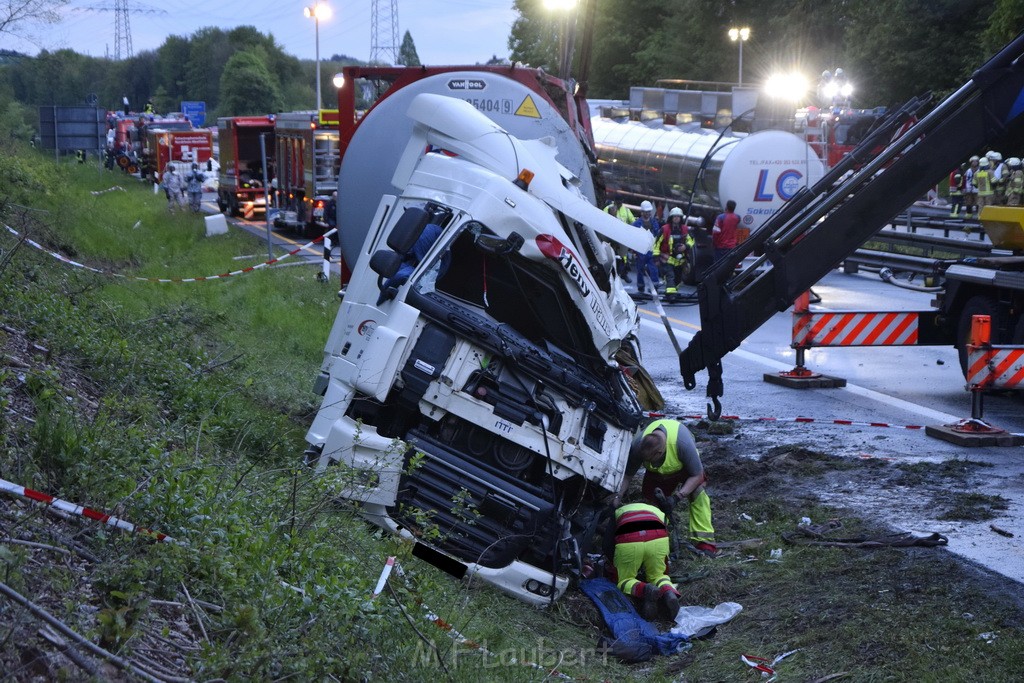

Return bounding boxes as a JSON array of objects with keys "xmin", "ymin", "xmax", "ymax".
[{"xmin": 1, "ymin": 140, "xmax": 1022, "ymax": 681}]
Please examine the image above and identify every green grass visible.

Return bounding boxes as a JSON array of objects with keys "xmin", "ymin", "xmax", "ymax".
[{"xmin": 2, "ymin": 138, "xmax": 1024, "ymax": 681}]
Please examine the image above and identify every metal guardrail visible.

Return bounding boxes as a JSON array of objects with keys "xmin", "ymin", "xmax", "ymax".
[
  {"xmin": 844, "ymin": 224, "xmax": 996, "ymax": 276},
  {"xmin": 892, "ymin": 211, "xmax": 986, "ymax": 239}
]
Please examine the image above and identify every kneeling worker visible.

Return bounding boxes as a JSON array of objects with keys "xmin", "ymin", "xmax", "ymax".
[
  {"xmin": 620, "ymin": 418, "xmax": 717, "ymax": 556},
  {"xmin": 611, "ymin": 501, "xmax": 681, "ymax": 620}
]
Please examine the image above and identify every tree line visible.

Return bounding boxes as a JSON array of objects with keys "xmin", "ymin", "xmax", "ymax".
[
  {"xmin": 3, "ymin": 1, "xmax": 1023, "ymax": 128},
  {"xmin": 510, "ymin": 0, "xmax": 1024, "ymax": 108}
]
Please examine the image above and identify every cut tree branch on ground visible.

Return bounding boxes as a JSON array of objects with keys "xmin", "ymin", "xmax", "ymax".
[{"xmin": 0, "ymin": 580, "xmax": 164, "ymax": 683}]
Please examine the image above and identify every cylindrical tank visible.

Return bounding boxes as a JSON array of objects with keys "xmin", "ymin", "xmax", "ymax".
[
  {"xmin": 592, "ymin": 117, "xmax": 825, "ymax": 229},
  {"xmin": 338, "ymin": 71, "xmax": 595, "ymax": 268}
]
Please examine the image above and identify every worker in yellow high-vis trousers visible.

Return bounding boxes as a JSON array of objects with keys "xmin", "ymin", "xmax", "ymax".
[
  {"xmin": 618, "ymin": 418, "xmax": 717, "ymax": 557},
  {"xmin": 609, "ymin": 502, "xmax": 681, "ymax": 620}
]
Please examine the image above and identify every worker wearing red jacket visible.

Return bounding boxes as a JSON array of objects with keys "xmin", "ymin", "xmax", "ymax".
[{"xmin": 712, "ymin": 199, "xmax": 740, "ymax": 263}]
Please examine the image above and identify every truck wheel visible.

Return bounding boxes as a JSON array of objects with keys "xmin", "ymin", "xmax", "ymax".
[{"xmin": 956, "ymin": 295, "xmax": 1003, "ymax": 377}]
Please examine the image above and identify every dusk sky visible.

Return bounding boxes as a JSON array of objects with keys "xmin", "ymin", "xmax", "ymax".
[{"xmin": 9, "ymin": 0, "xmax": 519, "ymax": 66}]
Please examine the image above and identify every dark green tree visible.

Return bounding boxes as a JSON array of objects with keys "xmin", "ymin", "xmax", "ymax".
[
  {"xmin": 218, "ymin": 49, "xmax": 283, "ymax": 116},
  {"xmin": 982, "ymin": 0, "xmax": 1024, "ymax": 54},
  {"xmin": 843, "ymin": 0, "xmax": 989, "ymax": 106},
  {"xmin": 185, "ymin": 27, "xmax": 234, "ymax": 111},
  {"xmin": 398, "ymin": 30, "xmax": 420, "ymax": 66},
  {"xmin": 508, "ymin": 0, "xmax": 561, "ymax": 72},
  {"xmin": 153, "ymin": 36, "xmax": 191, "ymax": 111}
]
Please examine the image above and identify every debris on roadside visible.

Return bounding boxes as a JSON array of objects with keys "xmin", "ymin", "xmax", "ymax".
[{"xmin": 989, "ymin": 524, "xmax": 1014, "ymax": 538}]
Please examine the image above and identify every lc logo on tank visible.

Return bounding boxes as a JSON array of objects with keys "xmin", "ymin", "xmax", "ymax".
[{"xmin": 753, "ymin": 168, "xmax": 804, "ymax": 202}]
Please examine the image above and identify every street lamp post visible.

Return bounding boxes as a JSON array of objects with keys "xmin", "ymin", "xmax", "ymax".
[
  {"xmin": 728, "ymin": 27, "xmax": 750, "ymax": 86},
  {"xmin": 304, "ymin": 3, "xmax": 332, "ymax": 114},
  {"xmin": 544, "ymin": 0, "xmax": 578, "ymax": 82}
]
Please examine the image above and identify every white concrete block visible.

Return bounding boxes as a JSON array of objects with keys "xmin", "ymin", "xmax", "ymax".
[{"xmin": 204, "ymin": 213, "xmax": 229, "ymax": 236}]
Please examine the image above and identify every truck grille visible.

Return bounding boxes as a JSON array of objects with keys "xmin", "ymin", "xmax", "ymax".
[{"xmin": 392, "ymin": 430, "xmax": 557, "ymax": 569}]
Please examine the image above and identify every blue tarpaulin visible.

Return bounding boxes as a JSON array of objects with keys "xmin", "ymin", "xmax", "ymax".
[{"xmin": 579, "ymin": 578, "xmax": 690, "ymax": 662}]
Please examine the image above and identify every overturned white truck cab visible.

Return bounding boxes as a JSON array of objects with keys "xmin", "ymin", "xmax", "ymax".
[{"xmin": 304, "ymin": 94, "xmax": 655, "ymax": 605}]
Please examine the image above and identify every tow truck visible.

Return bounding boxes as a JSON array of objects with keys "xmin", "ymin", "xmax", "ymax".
[{"xmin": 679, "ymin": 32, "xmax": 1024, "ymax": 419}]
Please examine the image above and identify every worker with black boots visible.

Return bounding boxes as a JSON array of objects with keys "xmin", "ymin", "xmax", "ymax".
[
  {"xmin": 618, "ymin": 418, "xmax": 718, "ymax": 558},
  {"xmin": 607, "ymin": 499, "xmax": 681, "ymax": 621}
]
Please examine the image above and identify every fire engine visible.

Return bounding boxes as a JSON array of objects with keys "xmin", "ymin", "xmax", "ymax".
[
  {"xmin": 216, "ymin": 115, "xmax": 276, "ymax": 218},
  {"xmin": 271, "ymin": 110, "xmax": 340, "ymax": 236},
  {"xmin": 137, "ymin": 115, "xmax": 203, "ymax": 181}
]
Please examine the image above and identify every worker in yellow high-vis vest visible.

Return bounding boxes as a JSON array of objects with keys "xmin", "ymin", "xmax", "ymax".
[
  {"xmin": 619, "ymin": 419, "xmax": 717, "ymax": 557},
  {"xmin": 609, "ymin": 501, "xmax": 681, "ymax": 620}
]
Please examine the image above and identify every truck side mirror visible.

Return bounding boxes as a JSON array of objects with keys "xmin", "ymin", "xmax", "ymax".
[{"xmin": 387, "ymin": 207, "xmax": 430, "ymax": 254}]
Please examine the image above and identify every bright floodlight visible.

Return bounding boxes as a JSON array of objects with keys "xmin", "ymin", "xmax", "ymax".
[
  {"xmin": 765, "ymin": 72, "xmax": 809, "ymax": 101},
  {"xmin": 333, "ymin": 72, "xmax": 345, "ymax": 89},
  {"xmin": 728, "ymin": 27, "xmax": 750, "ymax": 42},
  {"xmin": 305, "ymin": 3, "xmax": 331, "ymax": 19}
]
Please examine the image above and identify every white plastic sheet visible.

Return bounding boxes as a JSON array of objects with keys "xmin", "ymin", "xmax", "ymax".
[{"xmin": 670, "ymin": 602, "xmax": 743, "ymax": 638}]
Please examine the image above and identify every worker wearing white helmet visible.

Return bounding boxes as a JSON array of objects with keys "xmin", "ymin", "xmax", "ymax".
[
  {"xmin": 632, "ymin": 200, "xmax": 662, "ymax": 295},
  {"xmin": 655, "ymin": 207, "xmax": 695, "ymax": 295},
  {"xmin": 986, "ymin": 151, "xmax": 1007, "ymax": 203},
  {"xmin": 976, "ymin": 156, "xmax": 995, "ymax": 209},
  {"xmin": 1007, "ymin": 157, "xmax": 1024, "ymax": 206},
  {"xmin": 964, "ymin": 156, "xmax": 980, "ymax": 218}
]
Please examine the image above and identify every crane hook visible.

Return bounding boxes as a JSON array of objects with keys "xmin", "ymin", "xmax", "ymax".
[{"xmin": 707, "ymin": 396, "xmax": 722, "ymax": 421}]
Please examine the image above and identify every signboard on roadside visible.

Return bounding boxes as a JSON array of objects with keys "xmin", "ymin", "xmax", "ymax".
[
  {"xmin": 37, "ymin": 106, "xmax": 105, "ymax": 153},
  {"xmin": 181, "ymin": 101, "xmax": 206, "ymax": 127}
]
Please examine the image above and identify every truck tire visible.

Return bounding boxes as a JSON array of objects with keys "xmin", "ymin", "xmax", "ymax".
[{"xmin": 956, "ymin": 295, "xmax": 1003, "ymax": 377}]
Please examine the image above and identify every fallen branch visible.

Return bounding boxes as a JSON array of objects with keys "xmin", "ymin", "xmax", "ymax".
[
  {"xmin": 990, "ymin": 524, "xmax": 1014, "ymax": 538},
  {"xmin": 39, "ymin": 625, "xmax": 102, "ymax": 677},
  {"xmin": 1, "ymin": 538, "xmax": 72, "ymax": 556},
  {"xmin": 128, "ymin": 651, "xmax": 193, "ymax": 683},
  {"xmin": 181, "ymin": 582, "xmax": 209, "ymax": 644},
  {"xmin": 0, "ymin": 580, "xmax": 163, "ymax": 683}
]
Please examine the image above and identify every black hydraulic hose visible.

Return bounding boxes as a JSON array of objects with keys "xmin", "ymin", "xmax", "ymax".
[{"xmin": 878, "ymin": 267, "xmax": 944, "ymax": 292}]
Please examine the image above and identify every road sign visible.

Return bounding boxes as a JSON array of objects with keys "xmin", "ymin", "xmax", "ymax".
[{"xmin": 181, "ymin": 101, "xmax": 206, "ymax": 127}]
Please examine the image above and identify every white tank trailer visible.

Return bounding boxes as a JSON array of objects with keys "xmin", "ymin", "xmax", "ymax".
[{"xmin": 591, "ymin": 115, "xmax": 826, "ymax": 230}]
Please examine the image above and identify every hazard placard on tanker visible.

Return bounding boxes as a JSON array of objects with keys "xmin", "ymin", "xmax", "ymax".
[{"xmin": 336, "ymin": 70, "xmax": 596, "ymax": 267}]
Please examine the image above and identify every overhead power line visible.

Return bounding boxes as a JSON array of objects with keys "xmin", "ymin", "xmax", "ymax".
[
  {"xmin": 77, "ymin": 0, "xmax": 166, "ymax": 60},
  {"xmin": 370, "ymin": 0, "xmax": 399, "ymax": 65}
]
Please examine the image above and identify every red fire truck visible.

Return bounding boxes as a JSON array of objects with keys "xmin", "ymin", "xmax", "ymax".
[
  {"xmin": 143, "ymin": 128, "xmax": 214, "ymax": 182},
  {"xmin": 216, "ymin": 115, "xmax": 276, "ymax": 218},
  {"xmin": 272, "ymin": 110, "xmax": 340, "ymax": 236}
]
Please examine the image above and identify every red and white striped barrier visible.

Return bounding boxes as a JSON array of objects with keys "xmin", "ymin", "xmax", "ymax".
[
  {"xmin": 968, "ymin": 345, "xmax": 1024, "ymax": 390},
  {"xmin": 3, "ymin": 223, "xmax": 336, "ymax": 284},
  {"xmin": 794, "ymin": 310, "xmax": 919, "ymax": 347},
  {"xmin": 0, "ymin": 478, "xmax": 177, "ymax": 544}
]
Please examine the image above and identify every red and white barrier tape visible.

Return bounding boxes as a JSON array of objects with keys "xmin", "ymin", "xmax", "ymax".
[
  {"xmin": 3, "ymin": 223, "xmax": 336, "ymax": 284},
  {"xmin": 373, "ymin": 558, "xmax": 573, "ymax": 679},
  {"xmin": 89, "ymin": 186, "xmax": 126, "ymax": 196},
  {"xmin": 0, "ymin": 477, "xmax": 178, "ymax": 544},
  {"xmin": 649, "ymin": 412, "xmax": 926, "ymax": 430}
]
